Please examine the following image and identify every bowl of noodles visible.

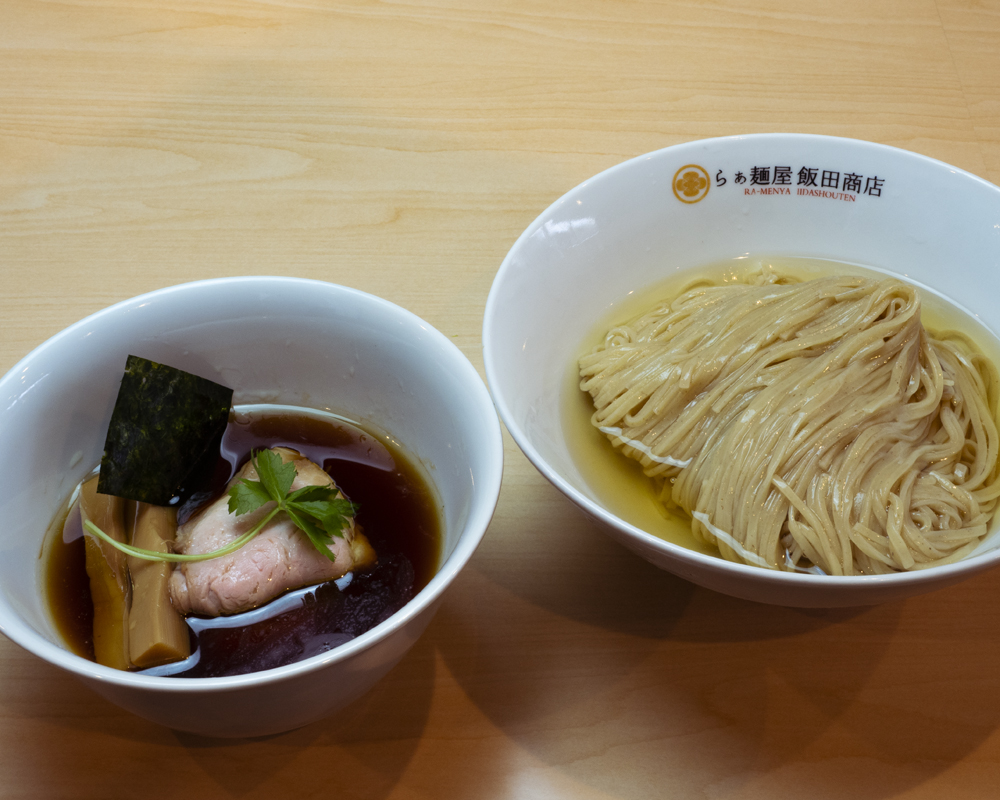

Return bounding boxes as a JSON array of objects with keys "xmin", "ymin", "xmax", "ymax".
[
  {"xmin": 0, "ymin": 277, "xmax": 504, "ymax": 736},
  {"xmin": 483, "ymin": 133, "xmax": 1000, "ymax": 607}
]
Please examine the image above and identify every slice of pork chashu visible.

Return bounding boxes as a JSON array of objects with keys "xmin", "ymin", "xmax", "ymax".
[{"xmin": 169, "ymin": 447, "xmax": 376, "ymax": 617}]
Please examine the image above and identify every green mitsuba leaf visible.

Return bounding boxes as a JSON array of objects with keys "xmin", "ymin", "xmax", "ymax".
[
  {"xmin": 284, "ymin": 506, "xmax": 338, "ymax": 562},
  {"xmin": 319, "ymin": 509, "xmax": 354, "ymax": 540},
  {"xmin": 253, "ymin": 449, "xmax": 297, "ymax": 500},
  {"xmin": 286, "ymin": 484, "xmax": 338, "ymax": 503},
  {"xmin": 231, "ymin": 449, "xmax": 360, "ymax": 556},
  {"xmin": 228, "ymin": 479, "xmax": 273, "ymax": 516},
  {"xmin": 289, "ymin": 497, "xmax": 358, "ymax": 539}
]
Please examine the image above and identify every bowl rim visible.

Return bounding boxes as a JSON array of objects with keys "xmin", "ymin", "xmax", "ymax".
[
  {"xmin": 482, "ymin": 132, "xmax": 1000, "ymax": 589},
  {"xmin": 0, "ymin": 275, "xmax": 505, "ymax": 691}
]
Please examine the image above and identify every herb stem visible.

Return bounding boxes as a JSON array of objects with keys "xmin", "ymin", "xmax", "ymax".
[
  {"xmin": 82, "ymin": 505, "xmax": 281, "ymax": 563},
  {"xmin": 80, "ymin": 449, "xmax": 357, "ymax": 567}
]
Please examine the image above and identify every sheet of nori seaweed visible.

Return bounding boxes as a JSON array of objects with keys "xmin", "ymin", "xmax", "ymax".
[{"xmin": 97, "ymin": 355, "xmax": 233, "ymax": 505}]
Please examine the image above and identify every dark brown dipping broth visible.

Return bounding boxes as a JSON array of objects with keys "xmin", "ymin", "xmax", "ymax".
[{"xmin": 45, "ymin": 409, "xmax": 441, "ymax": 677}]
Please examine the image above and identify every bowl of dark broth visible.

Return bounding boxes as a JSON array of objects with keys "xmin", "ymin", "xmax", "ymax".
[
  {"xmin": 0, "ymin": 277, "xmax": 503, "ymax": 737},
  {"xmin": 483, "ymin": 133, "xmax": 1000, "ymax": 607}
]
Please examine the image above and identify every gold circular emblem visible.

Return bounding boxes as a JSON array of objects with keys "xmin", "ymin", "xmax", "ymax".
[{"xmin": 672, "ymin": 164, "xmax": 710, "ymax": 204}]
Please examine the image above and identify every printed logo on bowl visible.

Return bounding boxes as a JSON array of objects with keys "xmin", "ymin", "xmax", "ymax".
[
  {"xmin": 672, "ymin": 165, "xmax": 710, "ymax": 204},
  {"xmin": 674, "ymin": 160, "xmax": 888, "ymax": 203},
  {"xmin": 673, "ymin": 164, "xmax": 885, "ymax": 205}
]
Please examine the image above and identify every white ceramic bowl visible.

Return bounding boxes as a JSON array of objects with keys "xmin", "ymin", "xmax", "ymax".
[
  {"xmin": 484, "ymin": 133, "xmax": 1000, "ymax": 608},
  {"xmin": 0, "ymin": 277, "xmax": 503, "ymax": 737}
]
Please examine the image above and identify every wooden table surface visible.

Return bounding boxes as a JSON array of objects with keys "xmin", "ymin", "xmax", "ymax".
[{"xmin": 3, "ymin": 1, "xmax": 1000, "ymax": 798}]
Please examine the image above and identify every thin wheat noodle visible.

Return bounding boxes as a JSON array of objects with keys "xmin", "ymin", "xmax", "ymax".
[{"xmin": 579, "ymin": 269, "xmax": 1000, "ymax": 575}]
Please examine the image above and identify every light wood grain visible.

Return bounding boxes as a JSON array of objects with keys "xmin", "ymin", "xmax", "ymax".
[{"xmin": 3, "ymin": 1, "xmax": 1000, "ymax": 797}]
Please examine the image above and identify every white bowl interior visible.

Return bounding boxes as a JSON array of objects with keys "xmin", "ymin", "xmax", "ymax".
[
  {"xmin": 0, "ymin": 277, "xmax": 503, "ymax": 689},
  {"xmin": 484, "ymin": 134, "xmax": 1000, "ymax": 605}
]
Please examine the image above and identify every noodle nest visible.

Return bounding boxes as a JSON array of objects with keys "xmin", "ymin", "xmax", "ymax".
[{"xmin": 579, "ymin": 269, "xmax": 1000, "ymax": 575}]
